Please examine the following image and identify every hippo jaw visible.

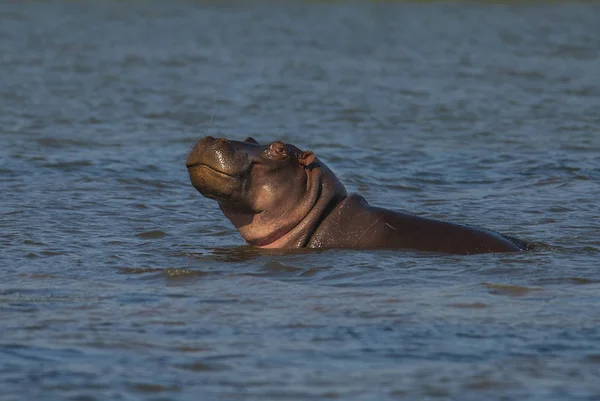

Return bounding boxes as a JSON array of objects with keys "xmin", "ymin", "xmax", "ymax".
[
  {"xmin": 186, "ymin": 164, "xmax": 246, "ymax": 204},
  {"xmin": 186, "ymin": 136, "xmax": 258, "ymax": 203}
]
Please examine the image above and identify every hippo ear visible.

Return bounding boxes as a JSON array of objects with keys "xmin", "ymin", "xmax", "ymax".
[
  {"xmin": 298, "ymin": 150, "xmax": 315, "ymax": 167},
  {"xmin": 244, "ymin": 137, "xmax": 259, "ymax": 144}
]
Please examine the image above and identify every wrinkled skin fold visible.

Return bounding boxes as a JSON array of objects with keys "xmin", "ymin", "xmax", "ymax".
[{"xmin": 186, "ymin": 136, "xmax": 527, "ymax": 255}]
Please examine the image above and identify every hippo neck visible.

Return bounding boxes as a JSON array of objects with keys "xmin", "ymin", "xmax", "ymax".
[{"xmin": 254, "ymin": 163, "xmax": 347, "ymax": 249}]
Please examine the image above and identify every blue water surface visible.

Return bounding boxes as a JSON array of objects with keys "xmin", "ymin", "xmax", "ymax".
[{"xmin": 1, "ymin": 1, "xmax": 600, "ymax": 400}]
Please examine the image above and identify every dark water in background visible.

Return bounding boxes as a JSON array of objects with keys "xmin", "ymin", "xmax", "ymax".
[{"xmin": 1, "ymin": 1, "xmax": 600, "ymax": 400}]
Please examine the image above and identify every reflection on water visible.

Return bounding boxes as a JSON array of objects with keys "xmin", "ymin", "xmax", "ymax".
[{"xmin": 2, "ymin": 1, "xmax": 600, "ymax": 400}]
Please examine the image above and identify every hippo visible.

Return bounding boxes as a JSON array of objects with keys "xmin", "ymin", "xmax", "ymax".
[{"xmin": 185, "ymin": 136, "xmax": 527, "ymax": 255}]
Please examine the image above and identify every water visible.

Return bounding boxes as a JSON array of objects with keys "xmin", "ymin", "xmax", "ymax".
[{"xmin": 1, "ymin": 1, "xmax": 600, "ymax": 400}]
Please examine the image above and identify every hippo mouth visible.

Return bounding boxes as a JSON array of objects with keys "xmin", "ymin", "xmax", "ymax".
[
  {"xmin": 187, "ymin": 161, "xmax": 247, "ymax": 204},
  {"xmin": 186, "ymin": 163, "xmax": 240, "ymax": 178}
]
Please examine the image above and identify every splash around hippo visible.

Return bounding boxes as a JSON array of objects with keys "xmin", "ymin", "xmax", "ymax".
[{"xmin": 186, "ymin": 136, "xmax": 527, "ymax": 254}]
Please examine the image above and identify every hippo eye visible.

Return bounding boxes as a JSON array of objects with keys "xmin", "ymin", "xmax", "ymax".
[{"xmin": 267, "ymin": 142, "xmax": 288, "ymax": 159}]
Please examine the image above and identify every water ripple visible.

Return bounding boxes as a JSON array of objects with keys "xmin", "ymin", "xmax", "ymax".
[{"xmin": 2, "ymin": 2, "xmax": 600, "ymax": 401}]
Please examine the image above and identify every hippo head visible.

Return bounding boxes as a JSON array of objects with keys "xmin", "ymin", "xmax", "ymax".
[
  {"xmin": 186, "ymin": 136, "xmax": 316, "ymax": 211},
  {"xmin": 186, "ymin": 136, "xmax": 346, "ymax": 247}
]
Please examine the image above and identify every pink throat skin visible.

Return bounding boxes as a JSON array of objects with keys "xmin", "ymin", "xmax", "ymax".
[
  {"xmin": 253, "ymin": 219, "xmax": 311, "ymax": 249},
  {"xmin": 220, "ymin": 162, "xmax": 345, "ymax": 249},
  {"xmin": 239, "ymin": 211, "xmax": 309, "ymax": 248}
]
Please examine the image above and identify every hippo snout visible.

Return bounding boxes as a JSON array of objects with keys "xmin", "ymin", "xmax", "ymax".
[
  {"xmin": 186, "ymin": 136, "xmax": 224, "ymax": 167},
  {"xmin": 186, "ymin": 136, "xmax": 258, "ymax": 176}
]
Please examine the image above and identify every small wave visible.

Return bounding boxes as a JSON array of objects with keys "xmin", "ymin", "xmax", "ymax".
[
  {"xmin": 18, "ymin": 273, "xmax": 59, "ymax": 279},
  {"xmin": 118, "ymin": 267, "xmax": 210, "ymax": 279},
  {"xmin": 136, "ymin": 230, "xmax": 168, "ymax": 239},
  {"xmin": 260, "ymin": 260, "xmax": 302, "ymax": 274},
  {"xmin": 585, "ymin": 354, "xmax": 600, "ymax": 364},
  {"xmin": 174, "ymin": 361, "xmax": 230, "ymax": 372},
  {"xmin": 447, "ymin": 302, "xmax": 488, "ymax": 309},
  {"xmin": 502, "ymin": 68, "xmax": 545, "ymax": 80},
  {"xmin": 25, "ymin": 251, "xmax": 65, "ymax": 258},
  {"xmin": 385, "ymin": 184, "xmax": 422, "ymax": 192},
  {"xmin": 130, "ymin": 383, "xmax": 180, "ymax": 393},
  {"xmin": 0, "ymin": 209, "xmax": 24, "ymax": 216},
  {"xmin": 196, "ymin": 246, "xmax": 317, "ymax": 263},
  {"xmin": 35, "ymin": 137, "xmax": 119, "ymax": 148},
  {"xmin": 162, "ymin": 268, "xmax": 209, "ymax": 278},
  {"xmin": 483, "ymin": 283, "xmax": 543, "ymax": 297},
  {"xmin": 550, "ymin": 245, "xmax": 599, "ymax": 254},
  {"xmin": 23, "ymin": 240, "xmax": 45, "ymax": 246},
  {"xmin": 117, "ymin": 177, "xmax": 172, "ymax": 189},
  {"xmin": 536, "ymin": 277, "xmax": 600, "ymax": 286},
  {"xmin": 42, "ymin": 160, "xmax": 93, "ymax": 169},
  {"xmin": 118, "ymin": 267, "xmax": 164, "ymax": 274}
]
